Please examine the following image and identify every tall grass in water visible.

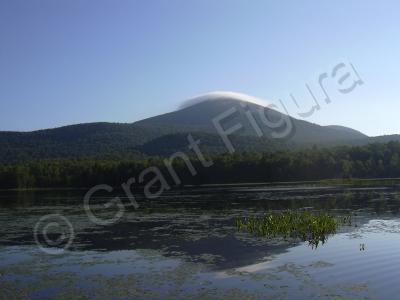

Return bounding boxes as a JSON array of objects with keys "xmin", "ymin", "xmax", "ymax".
[{"xmin": 236, "ymin": 211, "xmax": 350, "ymax": 248}]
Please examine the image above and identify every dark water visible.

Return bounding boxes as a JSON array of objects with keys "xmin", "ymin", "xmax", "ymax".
[{"xmin": 1, "ymin": 184, "xmax": 400, "ymax": 299}]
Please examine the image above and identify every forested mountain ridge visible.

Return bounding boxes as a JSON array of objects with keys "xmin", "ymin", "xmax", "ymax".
[
  {"xmin": 0, "ymin": 94, "xmax": 394, "ymax": 163},
  {"xmin": 0, "ymin": 122, "xmax": 173, "ymax": 162},
  {"xmin": 135, "ymin": 132, "xmax": 293, "ymax": 156}
]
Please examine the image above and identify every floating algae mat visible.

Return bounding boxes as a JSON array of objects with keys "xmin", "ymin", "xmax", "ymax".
[{"xmin": 236, "ymin": 211, "xmax": 351, "ymax": 248}]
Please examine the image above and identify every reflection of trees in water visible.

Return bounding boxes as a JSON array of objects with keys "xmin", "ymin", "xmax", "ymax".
[{"xmin": 2, "ymin": 186, "xmax": 400, "ymax": 269}]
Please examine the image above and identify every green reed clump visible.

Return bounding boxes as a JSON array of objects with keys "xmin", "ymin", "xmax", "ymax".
[{"xmin": 236, "ymin": 211, "xmax": 348, "ymax": 248}]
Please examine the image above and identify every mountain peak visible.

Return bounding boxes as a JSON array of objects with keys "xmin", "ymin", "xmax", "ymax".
[{"xmin": 179, "ymin": 91, "xmax": 270, "ymax": 109}]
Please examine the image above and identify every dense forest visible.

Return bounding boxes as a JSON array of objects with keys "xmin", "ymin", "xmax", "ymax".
[
  {"xmin": 2, "ymin": 141, "xmax": 400, "ymax": 190},
  {"xmin": 0, "ymin": 127, "xmax": 291, "ymax": 163}
]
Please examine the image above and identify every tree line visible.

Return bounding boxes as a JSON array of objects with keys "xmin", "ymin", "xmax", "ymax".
[{"xmin": 1, "ymin": 141, "xmax": 400, "ymax": 190}]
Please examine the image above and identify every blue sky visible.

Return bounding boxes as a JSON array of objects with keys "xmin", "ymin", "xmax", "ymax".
[{"xmin": 0, "ymin": 0, "xmax": 399, "ymax": 136}]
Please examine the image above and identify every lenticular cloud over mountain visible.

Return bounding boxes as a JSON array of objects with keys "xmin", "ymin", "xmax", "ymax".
[{"xmin": 179, "ymin": 91, "xmax": 270, "ymax": 109}]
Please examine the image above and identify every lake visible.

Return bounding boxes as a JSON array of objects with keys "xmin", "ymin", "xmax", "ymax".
[{"xmin": 1, "ymin": 183, "xmax": 400, "ymax": 299}]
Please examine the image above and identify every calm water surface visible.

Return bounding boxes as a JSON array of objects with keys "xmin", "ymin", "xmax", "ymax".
[{"xmin": 1, "ymin": 184, "xmax": 400, "ymax": 299}]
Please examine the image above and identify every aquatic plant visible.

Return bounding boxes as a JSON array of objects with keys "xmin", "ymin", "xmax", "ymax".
[{"xmin": 236, "ymin": 211, "xmax": 350, "ymax": 248}]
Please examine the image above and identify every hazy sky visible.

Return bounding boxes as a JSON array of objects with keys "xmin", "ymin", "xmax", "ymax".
[{"xmin": 1, "ymin": 0, "xmax": 399, "ymax": 136}]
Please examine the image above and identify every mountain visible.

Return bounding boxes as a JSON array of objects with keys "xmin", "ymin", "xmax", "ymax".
[
  {"xmin": 0, "ymin": 92, "xmax": 383, "ymax": 163},
  {"xmin": 135, "ymin": 93, "xmax": 368, "ymax": 144}
]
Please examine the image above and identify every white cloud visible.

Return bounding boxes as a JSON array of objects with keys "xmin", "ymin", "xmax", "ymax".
[{"xmin": 179, "ymin": 91, "xmax": 270, "ymax": 109}]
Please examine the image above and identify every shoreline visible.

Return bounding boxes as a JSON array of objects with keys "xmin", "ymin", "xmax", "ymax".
[{"xmin": 2, "ymin": 177, "xmax": 400, "ymax": 192}]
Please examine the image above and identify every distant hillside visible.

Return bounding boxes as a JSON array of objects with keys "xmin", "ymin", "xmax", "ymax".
[
  {"xmin": 0, "ymin": 92, "xmax": 395, "ymax": 163},
  {"xmin": 370, "ymin": 134, "xmax": 400, "ymax": 143},
  {"xmin": 136, "ymin": 132, "xmax": 292, "ymax": 156},
  {"xmin": 0, "ymin": 123, "xmax": 173, "ymax": 162}
]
